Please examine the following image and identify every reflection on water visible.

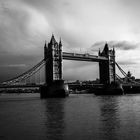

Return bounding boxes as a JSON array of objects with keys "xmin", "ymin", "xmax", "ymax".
[
  {"xmin": 99, "ymin": 96, "xmax": 120, "ymax": 140},
  {"xmin": 45, "ymin": 99, "xmax": 66, "ymax": 140},
  {"xmin": 1, "ymin": 94, "xmax": 140, "ymax": 140}
]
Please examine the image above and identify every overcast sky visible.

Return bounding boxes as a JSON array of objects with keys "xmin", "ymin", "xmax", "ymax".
[{"xmin": 0, "ymin": 0, "xmax": 140, "ymax": 82}]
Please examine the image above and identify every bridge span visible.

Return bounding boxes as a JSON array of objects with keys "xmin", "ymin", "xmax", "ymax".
[
  {"xmin": 1, "ymin": 35, "xmax": 140, "ymax": 97},
  {"xmin": 62, "ymin": 52, "xmax": 108, "ymax": 62}
]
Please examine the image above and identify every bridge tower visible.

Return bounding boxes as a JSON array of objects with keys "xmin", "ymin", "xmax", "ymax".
[
  {"xmin": 41, "ymin": 35, "xmax": 68, "ymax": 98},
  {"xmin": 99, "ymin": 43, "xmax": 116, "ymax": 85},
  {"xmin": 44, "ymin": 35, "xmax": 62, "ymax": 85}
]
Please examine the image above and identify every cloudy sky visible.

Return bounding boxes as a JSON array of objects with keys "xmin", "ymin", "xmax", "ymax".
[{"xmin": 0, "ymin": 0, "xmax": 140, "ymax": 82}]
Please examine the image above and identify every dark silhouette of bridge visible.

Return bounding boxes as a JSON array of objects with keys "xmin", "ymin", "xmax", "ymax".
[{"xmin": 1, "ymin": 35, "xmax": 140, "ymax": 95}]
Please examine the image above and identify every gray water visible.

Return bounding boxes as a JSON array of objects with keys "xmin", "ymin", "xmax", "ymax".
[{"xmin": 0, "ymin": 93, "xmax": 140, "ymax": 140}]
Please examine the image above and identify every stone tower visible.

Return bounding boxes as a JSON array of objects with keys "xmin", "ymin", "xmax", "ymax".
[
  {"xmin": 44, "ymin": 35, "xmax": 62, "ymax": 85},
  {"xmin": 99, "ymin": 43, "xmax": 116, "ymax": 85}
]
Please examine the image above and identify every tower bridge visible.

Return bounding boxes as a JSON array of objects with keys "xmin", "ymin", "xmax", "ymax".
[
  {"xmin": 1, "ymin": 35, "xmax": 139, "ymax": 97},
  {"xmin": 44, "ymin": 35, "xmax": 115, "ymax": 86}
]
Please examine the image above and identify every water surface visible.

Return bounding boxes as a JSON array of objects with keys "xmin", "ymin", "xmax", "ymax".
[{"xmin": 0, "ymin": 93, "xmax": 140, "ymax": 140}]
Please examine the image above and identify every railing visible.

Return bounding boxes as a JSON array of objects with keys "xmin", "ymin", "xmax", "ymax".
[{"xmin": 62, "ymin": 52, "xmax": 108, "ymax": 61}]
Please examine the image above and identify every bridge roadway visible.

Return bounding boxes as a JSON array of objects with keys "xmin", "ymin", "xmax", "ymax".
[
  {"xmin": 0, "ymin": 83, "xmax": 104, "ymax": 89},
  {"xmin": 62, "ymin": 52, "xmax": 108, "ymax": 62},
  {"xmin": 0, "ymin": 84, "xmax": 42, "ymax": 88},
  {"xmin": 0, "ymin": 83, "xmax": 139, "ymax": 89}
]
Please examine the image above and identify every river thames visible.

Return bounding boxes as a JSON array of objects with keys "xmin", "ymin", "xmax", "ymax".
[{"xmin": 0, "ymin": 93, "xmax": 140, "ymax": 140}]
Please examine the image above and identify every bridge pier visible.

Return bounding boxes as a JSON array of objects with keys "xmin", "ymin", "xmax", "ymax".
[
  {"xmin": 40, "ymin": 80, "xmax": 69, "ymax": 98},
  {"xmin": 94, "ymin": 82, "xmax": 124, "ymax": 95},
  {"xmin": 40, "ymin": 35, "xmax": 69, "ymax": 98}
]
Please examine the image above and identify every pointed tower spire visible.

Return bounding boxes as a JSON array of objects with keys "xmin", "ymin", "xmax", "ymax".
[
  {"xmin": 103, "ymin": 42, "xmax": 109, "ymax": 56},
  {"xmin": 59, "ymin": 37, "xmax": 62, "ymax": 51},
  {"xmin": 98, "ymin": 48, "xmax": 101, "ymax": 56},
  {"xmin": 44, "ymin": 40, "xmax": 47, "ymax": 48},
  {"xmin": 104, "ymin": 42, "xmax": 108, "ymax": 49},
  {"xmin": 44, "ymin": 40, "xmax": 48, "ymax": 60},
  {"xmin": 50, "ymin": 34, "xmax": 56, "ymax": 44},
  {"xmin": 113, "ymin": 46, "xmax": 115, "ymax": 55},
  {"xmin": 59, "ymin": 37, "xmax": 62, "ymax": 45}
]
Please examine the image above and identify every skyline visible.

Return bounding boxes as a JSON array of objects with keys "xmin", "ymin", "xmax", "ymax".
[{"xmin": 0, "ymin": 0, "xmax": 140, "ymax": 81}]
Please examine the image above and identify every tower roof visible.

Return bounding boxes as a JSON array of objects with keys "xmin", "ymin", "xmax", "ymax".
[
  {"xmin": 104, "ymin": 43, "xmax": 109, "ymax": 54},
  {"xmin": 104, "ymin": 43, "xmax": 109, "ymax": 50},
  {"xmin": 50, "ymin": 34, "xmax": 56, "ymax": 44},
  {"xmin": 113, "ymin": 46, "xmax": 115, "ymax": 54},
  {"xmin": 44, "ymin": 40, "xmax": 47, "ymax": 48},
  {"xmin": 59, "ymin": 37, "xmax": 62, "ymax": 46},
  {"xmin": 98, "ymin": 48, "xmax": 101, "ymax": 55},
  {"xmin": 101, "ymin": 42, "xmax": 109, "ymax": 56}
]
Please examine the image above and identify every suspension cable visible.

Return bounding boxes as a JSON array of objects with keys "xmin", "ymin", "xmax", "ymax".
[
  {"xmin": 115, "ymin": 62, "xmax": 127, "ymax": 77},
  {"xmin": 115, "ymin": 62, "xmax": 140, "ymax": 85},
  {"xmin": 1, "ymin": 59, "xmax": 46, "ymax": 84},
  {"xmin": 21, "ymin": 61, "xmax": 45, "ymax": 82}
]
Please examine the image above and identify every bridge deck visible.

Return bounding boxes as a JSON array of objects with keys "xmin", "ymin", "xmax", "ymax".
[
  {"xmin": 0, "ymin": 83, "xmax": 103, "ymax": 89},
  {"xmin": 62, "ymin": 52, "xmax": 108, "ymax": 62},
  {"xmin": 1, "ymin": 83, "xmax": 140, "ymax": 89},
  {"xmin": 0, "ymin": 84, "xmax": 42, "ymax": 88}
]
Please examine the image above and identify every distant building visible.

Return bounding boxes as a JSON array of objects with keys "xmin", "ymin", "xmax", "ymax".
[{"xmin": 124, "ymin": 71, "xmax": 135, "ymax": 82}]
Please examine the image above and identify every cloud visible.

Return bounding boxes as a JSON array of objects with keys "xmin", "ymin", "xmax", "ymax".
[
  {"xmin": 109, "ymin": 41, "xmax": 139, "ymax": 50},
  {"xmin": 1, "ymin": 0, "xmax": 140, "ymax": 81},
  {"xmin": 90, "ymin": 41, "xmax": 139, "ymax": 52},
  {"xmin": 117, "ymin": 60, "xmax": 137, "ymax": 65},
  {"xmin": 0, "ymin": 64, "xmax": 26, "ymax": 67},
  {"xmin": 22, "ymin": 0, "xmax": 140, "ymax": 47},
  {"xmin": 0, "ymin": 0, "xmax": 52, "ymax": 55},
  {"xmin": 63, "ymin": 61, "xmax": 99, "ymax": 81}
]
